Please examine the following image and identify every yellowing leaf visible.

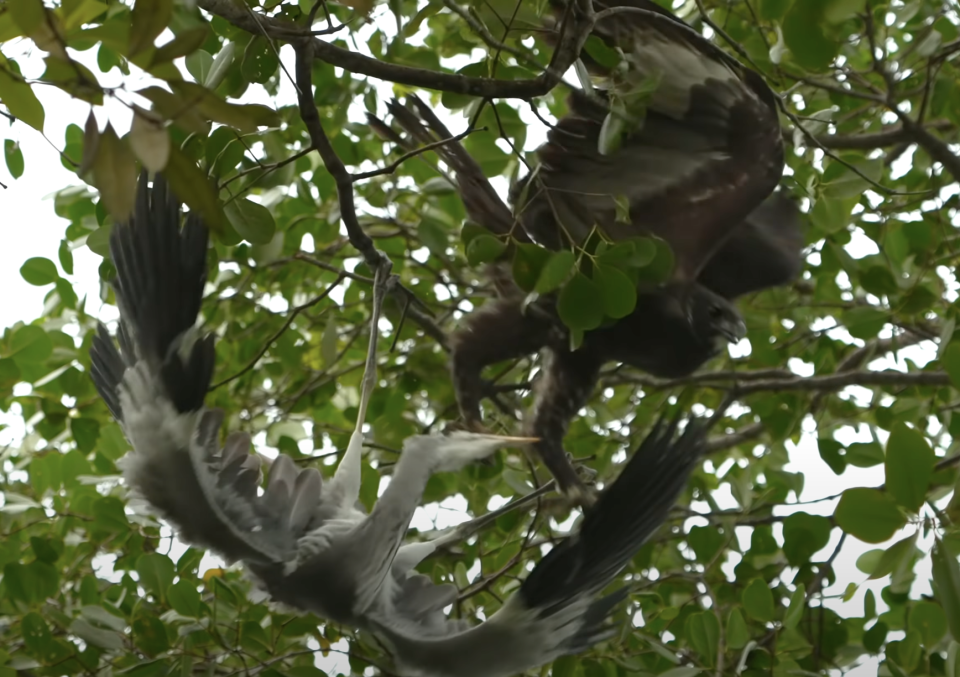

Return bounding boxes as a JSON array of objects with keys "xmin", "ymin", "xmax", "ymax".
[
  {"xmin": 202, "ymin": 568, "xmax": 224, "ymax": 583},
  {"xmin": 0, "ymin": 61, "xmax": 45, "ymax": 132},
  {"xmin": 91, "ymin": 123, "xmax": 137, "ymax": 222},
  {"xmin": 129, "ymin": 108, "xmax": 170, "ymax": 172},
  {"xmin": 79, "ymin": 109, "xmax": 100, "ymax": 175}
]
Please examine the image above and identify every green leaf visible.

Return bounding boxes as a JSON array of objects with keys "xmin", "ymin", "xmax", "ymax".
[
  {"xmin": 783, "ymin": 584, "xmax": 806, "ymax": 629},
  {"xmin": 534, "ymin": 250, "xmax": 575, "ymax": 295},
  {"xmin": 846, "ymin": 441, "xmax": 885, "ymax": 468},
  {"xmin": 4, "ymin": 139, "xmax": 23, "ymax": 177},
  {"xmin": 782, "ymin": 0, "xmax": 840, "ymax": 70},
  {"xmin": 821, "ymin": 158, "xmax": 883, "ymax": 199},
  {"xmin": 359, "ymin": 461, "xmax": 380, "ymax": 512},
  {"xmin": 69, "ymin": 618, "xmax": 124, "ymax": 651},
  {"xmin": 888, "ymin": 630, "xmax": 922, "ymax": 672},
  {"xmin": 0, "ymin": 60, "xmax": 45, "ymax": 131},
  {"xmin": 910, "ymin": 600, "xmax": 947, "ymax": 647},
  {"xmin": 864, "ymin": 589, "xmax": 877, "ymax": 619},
  {"xmin": 864, "ymin": 532, "xmax": 917, "ymax": 580},
  {"xmin": 466, "ymin": 235, "xmax": 507, "ymax": 267},
  {"xmin": 688, "ymin": 525, "xmax": 725, "ymax": 563},
  {"xmin": 129, "ymin": 0, "xmax": 172, "ymax": 56},
  {"xmin": 10, "ymin": 0, "xmax": 45, "ymax": 35},
  {"xmin": 842, "ymin": 306, "xmax": 889, "ymax": 340},
  {"xmin": 71, "ymin": 417, "xmax": 101, "ymax": 453},
  {"xmin": 30, "ymin": 536, "xmax": 63, "ymax": 564},
  {"xmin": 511, "ymin": 242, "xmax": 551, "ymax": 292},
  {"xmin": 932, "ymin": 538, "xmax": 960, "ymax": 642},
  {"xmin": 320, "ymin": 315, "xmax": 338, "ymax": 366},
  {"xmin": 726, "ymin": 608, "xmax": 749, "ymax": 650},
  {"xmin": 224, "ymin": 197, "xmax": 277, "ymax": 245},
  {"xmin": 185, "ymin": 49, "xmax": 214, "ymax": 85},
  {"xmin": 8, "ymin": 325, "xmax": 53, "ymax": 365},
  {"xmin": 132, "ymin": 614, "xmax": 170, "ymax": 656},
  {"xmin": 136, "ymin": 553, "xmax": 175, "ymax": 601},
  {"xmin": 460, "ymin": 223, "xmax": 494, "ymax": 249},
  {"xmin": 558, "ymin": 272, "xmax": 605, "ymax": 332},
  {"xmin": 20, "ymin": 257, "xmax": 58, "ymax": 286},
  {"xmin": 885, "ymin": 422, "xmax": 936, "ymax": 513},
  {"xmin": 163, "ymin": 144, "xmax": 227, "ymax": 233},
  {"xmin": 4, "ymin": 561, "xmax": 59, "ymax": 605},
  {"xmin": 863, "ymin": 620, "xmax": 888, "ymax": 653},
  {"xmin": 782, "ymin": 512, "xmax": 831, "ymax": 567},
  {"xmin": 593, "ymin": 263, "xmax": 637, "ymax": 320},
  {"xmin": 204, "ymin": 41, "xmax": 236, "ymax": 90},
  {"xmin": 21, "ymin": 612, "xmax": 53, "ymax": 656},
  {"xmin": 241, "ymin": 35, "xmax": 280, "ymax": 84},
  {"xmin": 167, "ymin": 580, "xmax": 201, "ymax": 617},
  {"xmin": 742, "ymin": 577, "xmax": 775, "ymax": 622},
  {"xmin": 151, "ymin": 26, "xmax": 209, "ymax": 67},
  {"xmin": 834, "ymin": 487, "xmax": 906, "ymax": 543},
  {"xmin": 685, "ymin": 611, "xmax": 720, "ymax": 666},
  {"xmin": 58, "ymin": 239, "xmax": 74, "ymax": 275},
  {"xmin": 92, "ymin": 496, "xmax": 131, "ymax": 534}
]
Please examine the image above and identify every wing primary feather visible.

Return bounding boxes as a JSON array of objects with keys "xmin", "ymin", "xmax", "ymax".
[{"xmin": 518, "ymin": 415, "xmax": 707, "ymax": 616}]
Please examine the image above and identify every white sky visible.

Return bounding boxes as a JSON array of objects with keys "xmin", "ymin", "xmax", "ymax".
[{"xmin": 0, "ymin": 4, "xmax": 955, "ymax": 675}]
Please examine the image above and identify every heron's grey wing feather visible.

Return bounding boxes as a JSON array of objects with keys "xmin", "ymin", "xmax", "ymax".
[{"xmin": 89, "ymin": 171, "xmax": 322, "ymax": 568}]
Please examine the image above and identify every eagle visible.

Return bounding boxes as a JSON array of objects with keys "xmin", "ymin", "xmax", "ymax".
[{"xmin": 375, "ymin": 0, "xmax": 802, "ymax": 505}]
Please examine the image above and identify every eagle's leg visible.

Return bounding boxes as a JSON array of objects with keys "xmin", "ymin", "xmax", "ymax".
[
  {"xmin": 525, "ymin": 346, "xmax": 604, "ymax": 508},
  {"xmin": 449, "ymin": 296, "xmax": 556, "ymax": 432}
]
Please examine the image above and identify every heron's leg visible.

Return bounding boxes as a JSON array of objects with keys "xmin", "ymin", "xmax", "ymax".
[
  {"xmin": 450, "ymin": 296, "xmax": 555, "ymax": 430},
  {"xmin": 329, "ymin": 259, "xmax": 394, "ymax": 505},
  {"xmin": 526, "ymin": 346, "xmax": 604, "ymax": 508}
]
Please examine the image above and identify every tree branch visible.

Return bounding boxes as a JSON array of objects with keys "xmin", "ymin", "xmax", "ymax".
[
  {"xmin": 196, "ymin": 0, "xmax": 594, "ymax": 99},
  {"xmin": 799, "ymin": 119, "xmax": 956, "ymax": 150},
  {"xmin": 609, "ymin": 368, "xmax": 950, "ymax": 394}
]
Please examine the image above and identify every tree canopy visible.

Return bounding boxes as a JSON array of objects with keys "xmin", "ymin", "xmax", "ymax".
[{"xmin": 2, "ymin": 0, "xmax": 960, "ymax": 676}]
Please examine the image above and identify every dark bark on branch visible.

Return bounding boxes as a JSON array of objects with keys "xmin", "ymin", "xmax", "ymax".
[
  {"xmin": 893, "ymin": 111, "xmax": 960, "ymax": 185},
  {"xmin": 609, "ymin": 368, "xmax": 949, "ymax": 394},
  {"xmin": 796, "ymin": 120, "xmax": 956, "ymax": 150},
  {"xmin": 196, "ymin": 0, "xmax": 595, "ymax": 99},
  {"xmin": 293, "ymin": 40, "xmax": 449, "ymax": 348}
]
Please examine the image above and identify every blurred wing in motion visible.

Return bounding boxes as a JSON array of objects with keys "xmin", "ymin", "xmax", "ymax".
[{"xmin": 369, "ymin": 416, "xmax": 708, "ymax": 677}]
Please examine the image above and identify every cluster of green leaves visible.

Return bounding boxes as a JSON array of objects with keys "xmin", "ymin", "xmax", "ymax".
[
  {"xmin": 2, "ymin": 0, "xmax": 960, "ymax": 675},
  {"xmin": 463, "ymin": 222, "xmax": 675, "ymax": 347}
]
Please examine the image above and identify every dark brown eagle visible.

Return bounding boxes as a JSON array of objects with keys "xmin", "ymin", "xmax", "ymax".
[{"xmin": 373, "ymin": 0, "xmax": 803, "ymax": 505}]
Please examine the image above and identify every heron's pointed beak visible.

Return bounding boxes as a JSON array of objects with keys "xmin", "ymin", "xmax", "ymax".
[{"xmin": 453, "ymin": 433, "xmax": 539, "ymax": 447}]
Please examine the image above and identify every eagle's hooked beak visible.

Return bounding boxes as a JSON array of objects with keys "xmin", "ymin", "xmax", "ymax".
[{"xmin": 717, "ymin": 314, "xmax": 747, "ymax": 344}]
